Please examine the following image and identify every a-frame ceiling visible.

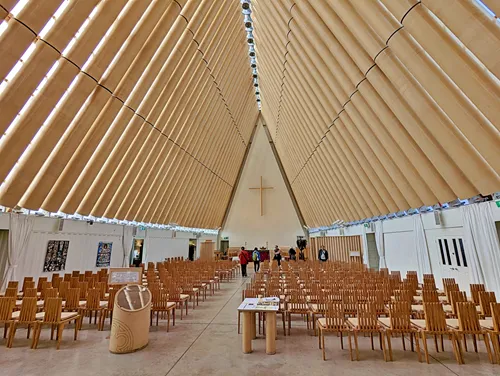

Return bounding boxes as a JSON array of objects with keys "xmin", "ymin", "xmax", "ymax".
[
  {"xmin": 0, "ymin": 0, "xmax": 258, "ymax": 228},
  {"xmin": 0, "ymin": 0, "xmax": 499, "ymax": 229}
]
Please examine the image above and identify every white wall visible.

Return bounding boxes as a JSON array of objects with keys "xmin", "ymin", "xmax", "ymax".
[
  {"xmin": 142, "ymin": 229, "xmax": 217, "ymax": 263},
  {"xmin": 222, "ymin": 120, "xmax": 304, "ymax": 249},
  {"xmin": 0, "ymin": 213, "xmax": 217, "ymax": 282}
]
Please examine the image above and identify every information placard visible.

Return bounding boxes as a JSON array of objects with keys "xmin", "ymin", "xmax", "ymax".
[{"xmin": 108, "ymin": 267, "xmax": 142, "ymax": 286}]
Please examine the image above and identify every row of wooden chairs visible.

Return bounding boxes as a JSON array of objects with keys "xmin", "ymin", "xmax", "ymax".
[{"xmin": 246, "ymin": 261, "xmax": 500, "ymax": 364}]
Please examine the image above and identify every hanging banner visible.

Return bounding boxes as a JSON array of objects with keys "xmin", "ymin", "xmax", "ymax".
[
  {"xmin": 43, "ymin": 240, "xmax": 70, "ymax": 272},
  {"xmin": 96, "ymin": 241, "xmax": 113, "ymax": 267}
]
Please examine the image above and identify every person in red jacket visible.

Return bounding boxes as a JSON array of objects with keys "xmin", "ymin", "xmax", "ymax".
[{"xmin": 239, "ymin": 246, "xmax": 250, "ymax": 277}]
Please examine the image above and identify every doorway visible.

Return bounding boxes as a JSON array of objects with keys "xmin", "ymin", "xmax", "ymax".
[
  {"xmin": 220, "ymin": 239, "xmax": 229, "ymax": 256},
  {"xmin": 131, "ymin": 238, "xmax": 144, "ymax": 267},
  {"xmin": 188, "ymin": 239, "xmax": 197, "ymax": 261},
  {"xmin": 366, "ymin": 233, "xmax": 379, "ymax": 269}
]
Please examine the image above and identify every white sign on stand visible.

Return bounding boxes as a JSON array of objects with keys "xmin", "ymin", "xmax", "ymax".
[{"xmin": 108, "ymin": 267, "xmax": 142, "ymax": 286}]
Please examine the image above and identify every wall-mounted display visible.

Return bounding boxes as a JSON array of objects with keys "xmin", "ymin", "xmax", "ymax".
[
  {"xmin": 43, "ymin": 240, "xmax": 70, "ymax": 272},
  {"xmin": 96, "ymin": 242, "xmax": 113, "ymax": 267}
]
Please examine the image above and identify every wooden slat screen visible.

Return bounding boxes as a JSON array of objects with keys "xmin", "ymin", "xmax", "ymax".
[{"xmin": 310, "ymin": 236, "xmax": 362, "ymax": 263}]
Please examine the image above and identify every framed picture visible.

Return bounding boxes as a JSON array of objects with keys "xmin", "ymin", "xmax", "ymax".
[
  {"xmin": 43, "ymin": 240, "xmax": 70, "ymax": 272},
  {"xmin": 96, "ymin": 242, "xmax": 113, "ymax": 267}
]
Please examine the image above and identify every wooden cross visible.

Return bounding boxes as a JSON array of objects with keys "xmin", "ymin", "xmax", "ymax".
[{"xmin": 249, "ymin": 176, "xmax": 274, "ymax": 216}]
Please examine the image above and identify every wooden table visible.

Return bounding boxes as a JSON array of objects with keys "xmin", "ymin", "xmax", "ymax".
[{"xmin": 238, "ymin": 297, "xmax": 279, "ymax": 355}]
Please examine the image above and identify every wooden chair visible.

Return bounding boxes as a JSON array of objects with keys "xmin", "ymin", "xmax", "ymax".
[
  {"xmin": 23, "ymin": 287, "xmax": 37, "ymax": 298},
  {"xmin": 21, "ymin": 277, "xmax": 34, "ymax": 292},
  {"xmin": 479, "ymin": 291, "xmax": 496, "ymax": 318},
  {"xmin": 78, "ymin": 281, "xmax": 88, "ymax": 301},
  {"xmin": 98, "ymin": 288, "xmax": 118, "ymax": 331},
  {"xmin": 489, "ymin": 303, "xmax": 500, "ymax": 364},
  {"xmin": 42, "ymin": 288, "xmax": 58, "ymax": 310},
  {"xmin": 7, "ymin": 281, "xmax": 18, "ymax": 291},
  {"xmin": 470, "ymin": 284, "xmax": 485, "ymax": 306},
  {"xmin": 32, "ymin": 297, "xmax": 80, "ymax": 349},
  {"xmin": 347, "ymin": 303, "xmax": 388, "ymax": 361},
  {"xmin": 4, "ymin": 288, "xmax": 17, "ymax": 298},
  {"xmin": 62, "ymin": 288, "xmax": 81, "ymax": 312},
  {"xmin": 150, "ymin": 287, "xmax": 175, "ymax": 331},
  {"xmin": 449, "ymin": 291, "xmax": 467, "ymax": 318},
  {"xmin": 78, "ymin": 289, "xmax": 104, "ymax": 328},
  {"xmin": 8, "ymin": 297, "xmax": 38, "ymax": 348},
  {"xmin": 51, "ymin": 273, "xmax": 61, "ymax": 289},
  {"xmin": 36, "ymin": 277, "xmax": 48, "ymax": 292},
  {"xmin": 452, "ymin": 302, "xmax": 494, "ymax": 363},
  {"xmin": 286, "ymin": 291, "xmax": 310, "ymax": 335},
  {"xmin": 380, "ymin": 301, "xmax": 421, "ymax": 361},
  {"xmin": 317, "ymin": 302, "xmax": 354, "ymax": 361},
  {"xmin": 422, "ymin": 290, "xmax": 440, "ymax": 303},
  {"xmin": 0, "ymin": 297, "xmax": 15, "ymax": 341},
  {"xmin": 412, "ymin": 302, "xmax": 463, "ymax": 364},
  {"xmin": 59, "ymin": 281, "xmax": 70, "ymax": 300}
]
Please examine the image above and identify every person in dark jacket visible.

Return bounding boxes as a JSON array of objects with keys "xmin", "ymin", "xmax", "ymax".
[
  {"xmin": 273, "ymin": 245, "xmax": 282, "ymax": 267},
  {"xmin": 289, "ymin": 247, "xmax": 296, "ymax": 261},
  {"xmin": 318, "ymin": 245, "xmax": 329, "ymax": 262}
]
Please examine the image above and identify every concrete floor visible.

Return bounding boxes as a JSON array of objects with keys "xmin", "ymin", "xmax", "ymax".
[{"xmin": 1, "ymin": 273, "xmax": 498, "ymax": 376}]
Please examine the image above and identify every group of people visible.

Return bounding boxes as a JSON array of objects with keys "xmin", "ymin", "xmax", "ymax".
[{"xmin": 238, "ymin": 245, "xmax": 329, "ymax": 277}]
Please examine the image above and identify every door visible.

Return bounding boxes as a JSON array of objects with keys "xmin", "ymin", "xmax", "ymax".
[
  {"xmin": 220, "ymin": 240, "xmax": 229, "ymax": 255},
  {"xmin": 188, "ymin": 239, "xmax": 196, "ymax": 261},
  {"xmin": 131, "ymin": 238, "xmax": 144, "ymax": 267},
  {"xmin": 436, "ymin": 236, "xmax": 469, "ymax": 288}
]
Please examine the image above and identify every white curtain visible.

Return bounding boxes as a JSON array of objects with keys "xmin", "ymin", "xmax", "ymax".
[
  {"xmin": 361, "ymin": 225, "xmax": 369, "ymax": 266},
  {"xmin": 375, "ymin": 221, "xmax": 386, "ymax": 269},
  {"xmin": 1, "ymin": 213, "xmax": 35, "ymax": 290},
  {"xmin": 121, "ymin": 226, "xmax": 134, "ymax": 267},
  {"xmin": 414, "ymin": 214, "xmax": 432, "ymax": 279},
  {"xmin": 461, "ymin": 202, "xmax": 500, "ymax": 294}
]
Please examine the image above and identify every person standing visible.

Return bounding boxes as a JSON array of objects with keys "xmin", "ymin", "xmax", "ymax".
[
  {"xmin": 239, "ymin": 247, "xmax": 250, "ymax": 277},
  {"xmin": 273, "ymin": 245, "xmax": 282, "ymax": 267},
  {"xmin": 252, "ymin": 247, "xmax": 261, "ymax": 272},
  {"xmin": 318, "ymin": 245, "xmax": 329, "ymax": 262},
  {"xmin": 289, "ymin": 247, "xmax": 296, "ymax": 261}
]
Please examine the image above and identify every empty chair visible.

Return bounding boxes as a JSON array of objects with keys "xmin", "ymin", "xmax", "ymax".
[
  {"xmin": 8, "ymin": 297, "xmax": 38, "ymax": 348},
  {"xmin": 381, "ymin": 302, "xmax": 421, "ymax": 362},
  {"xmin": 470, "ymin": 284, "xmax": 485, "ymax": 305},
  {"xmin": 412, "ymin": 303, "xmax": 463, "ymax": 364},
  {"xmin": 0, "ymin": 297, "xmax": 15, "ymax": 341},
  {"xmin": 347, "ymin": 303, "xmax": 388, "ymax": 361},
  {"xmin": 36, "ymin": 277, "xmax": 48, "ymax": 292},
  {"xmin": 452, "ymin": 302, "xmax": 494, "ymax": 363},
  {"xmin": 78, "ymin": 289, "xmax": 104, "ymax": 328},
  {"xmin": 478, "ymin": 291, "xmax": 496, "ymax": 318},
  {"xmin": 32, "ymin": 297, "xmax": 80, "ymax": 349},
  {"xmin": 7, "ymin": 281, "xmax": 18, "ymax": 291},
  {"xmin": 21, "ymin": 277, "xmax": 34, "ymax": 293},
  {"xmin": 489, "ymin": 303, "xmax": 500, "ymax": 364},
  {"xmin": 317, "ymin": 303, "xmax": 354, "ymax": 361},
  {"xmin": 98, "ymin": 288, "xmax": 118, "ymax": 331}
]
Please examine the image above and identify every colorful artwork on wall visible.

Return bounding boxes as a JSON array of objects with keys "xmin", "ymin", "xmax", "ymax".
[{"xmin": 96, "ymin": 242, "xmax": 113, "ymax": 267}]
